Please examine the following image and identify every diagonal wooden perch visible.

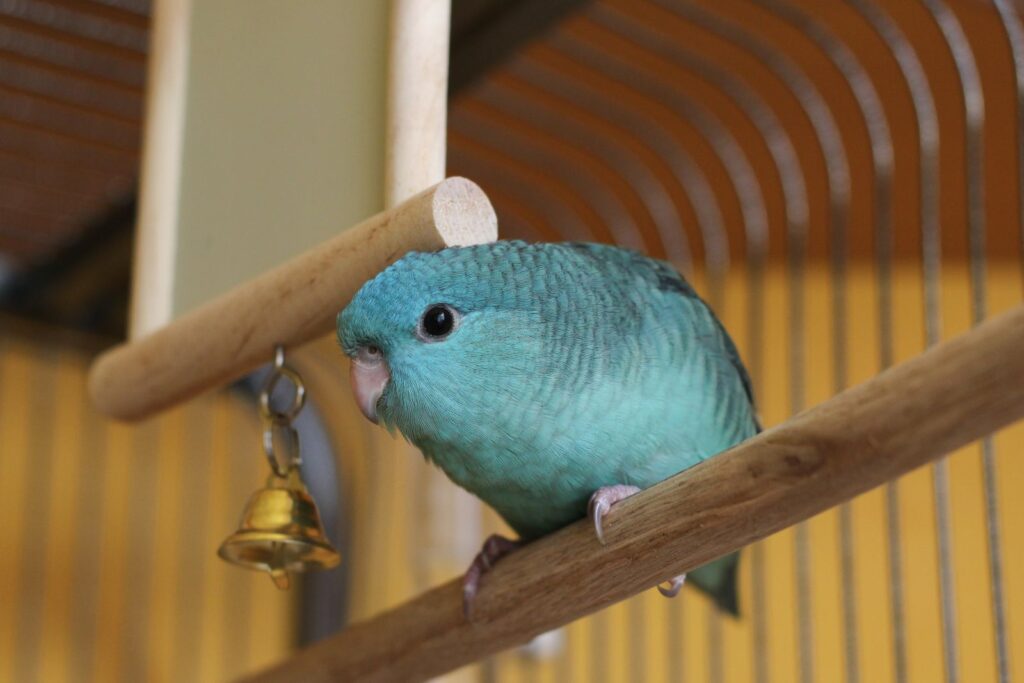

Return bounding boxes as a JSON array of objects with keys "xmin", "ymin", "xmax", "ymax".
[
  {"xmin": 89, "ymin": 177, "xmax": 497, "ymax": 420},
  {"xmin": 245, "ymin": 305, "xmax": 1024, "ymax": 682}
]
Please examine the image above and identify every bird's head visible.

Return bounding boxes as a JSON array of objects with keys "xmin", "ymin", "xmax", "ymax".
[{"xmin": 337, "ymin": 242, "xmax": 543, "ymax": 442}]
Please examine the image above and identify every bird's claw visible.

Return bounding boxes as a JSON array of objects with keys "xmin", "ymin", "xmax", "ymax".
[
  {"xmin": 587, "ymin": 486, "xmax": 687, "ymax": 599},
  {"xmin": 590, "ymin": 498, "xmax": 609, "ymax": 544},
  {"xmin": 462, "ymin": 534, "xmax": 520, "ymax": 619},
  {"xmin": 658, "ymin": 573, "xmax": 687, "ymax": 598},
  {"xmin": 587, "ymin": 485, "xmax": 641, "ymax": 545}
]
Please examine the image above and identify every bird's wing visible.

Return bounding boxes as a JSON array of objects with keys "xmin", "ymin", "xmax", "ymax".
[
  {"xmin": 563, "ymin": 241, "xmax": 755, "ymax": 406},
  {"xmin": 558, "ymin": 242, "xmax": 760, "ymax": 466}
]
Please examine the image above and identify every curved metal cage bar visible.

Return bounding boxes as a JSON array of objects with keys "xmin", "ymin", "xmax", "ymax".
[{"xmin": 446, "ymin": 1, "xmax": 1024, "ymax": 682}]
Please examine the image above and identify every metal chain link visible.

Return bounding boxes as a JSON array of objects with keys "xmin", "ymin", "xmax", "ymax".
[{"xmin": 259, "ymin": 345, "xmax": 306, "ymax": 477}]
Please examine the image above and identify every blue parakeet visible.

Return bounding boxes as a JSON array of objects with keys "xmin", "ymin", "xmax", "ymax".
[{"xmin": 337, "ymin": 241, "xmax": 758, "ymax": 615}]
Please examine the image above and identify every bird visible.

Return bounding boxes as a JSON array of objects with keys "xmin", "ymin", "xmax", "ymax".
[{"xmin": 337, "ymin": 240, "xmax": 759, "ymax": 617}]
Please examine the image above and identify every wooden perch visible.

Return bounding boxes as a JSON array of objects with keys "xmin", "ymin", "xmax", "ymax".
[
  {"xmin": 89, "ymin": 177, "xmax": 497, "ymax": 420},
  {"xmin": 244, "ymin": 304, "xmax": 1024, "ymax": 683}
]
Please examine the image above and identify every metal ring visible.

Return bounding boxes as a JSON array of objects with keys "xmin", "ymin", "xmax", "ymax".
[
  {"xmin": 259, "ymin": 362, "xmax": 307, "ymax": 425},
  {"xmin": 263, "ymin": 422, "xmax": 302, "ymax": 477}
]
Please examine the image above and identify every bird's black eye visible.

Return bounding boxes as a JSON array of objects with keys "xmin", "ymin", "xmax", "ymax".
[{"xmin": 419, "ymin": 304, "xmax": 457, "ymax": 340}]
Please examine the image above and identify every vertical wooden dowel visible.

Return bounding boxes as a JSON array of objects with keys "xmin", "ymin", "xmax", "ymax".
[
  {"xmin": 129, "ymin": 0, "xmax": 194, "ymax": 339},
  {"xmin": 383, "ymin": 2, "xmax": 485, "ymax": 656},
  {"xmin": 385, "ymin": 0, "xmax": 452, "ymax": 209}
]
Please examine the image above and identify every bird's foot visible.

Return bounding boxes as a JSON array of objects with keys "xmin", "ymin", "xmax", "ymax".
[
  {"xmin": 462, "ymin": 534, "xmax": 521, "ymax": 619},
  {"xmin": 587, "ymin": 484, "xmax": 641, "ymax": 545},
  {"xmin": 588, "ymin": 485, "xmax": 687, "ymax": 599},
  {"xmin": 658, "ymin": 573, "xmax": 687, "ymax": 597}
]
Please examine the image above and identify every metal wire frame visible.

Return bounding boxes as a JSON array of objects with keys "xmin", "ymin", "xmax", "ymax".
[
  {"xmin": 918, "ymin": 4, "xmax": 968, "ymax": 679},
  {"xmin": 0, "ymin": 0, "xmax": 149, "ymax": 54},
  {"xmin": 491, "ymin": 57, "xmax": 724, "ymax": 671},
  {"xmin": 449, "ymin": 125, "xmax": 607, "ymax": 241},
  {"xmin": 8, "ymin": 343, "xmax": 59, "ymax": 683},
  {"xmin": 432, "ymin": 159, "xmax": 560, "ymax": 243},
  {"xmin": 10, "ymin": 0, "xmax": 1019, "ymax": 678},
  {"xmin": 0, "ymin": 23, "xmax": 145, "ymax": 89},
  {"xmin": 582, "ymin": 7, "xmax": 805, "ymax": 673},
  {"xmin": 451, "ymin": 101, "xmax": 639, "ymax": 246},
  {"xmin": 0, "ymin": 0, "xmax": 144, "ymax": 258},
  {"xmin": 760, "ymin": 4, "xmax": 895, "ymax": 682},
  {"xmin": 533, "ymin": 9, "xmax": 743, "ymax": 672},
  {"xmin": 581, "ymin": 5, "xmax": 802, "ymax": 679},
  {"xmin": 0, "ymin": 53, "xmax": 141, "ymax": 121},
  {"xmin": 448, "ymin": 134, "xmax": 592, "ymax": 242},
  {"xmin": 990, "ymin": 9, "xmax": 1024, "ymax": 683},
  {"xmin": 548, "ymin": 23, "xmax": 765, "ymax": 299},
  {"xmin": 530, "ymin": 34, "xmax": 734, "ymax": 271},
  {"xmin": 443, "ymin": 1, "xmax": 1024, "ymax": 680},
  {"xmin": 512, "ymin": 51, "xmax": 699, "ymax": 267},
  {"xmin": 841, "ymin": 3, "xmax": 940, "ymax": 680},
  {"xmin": 493, "ymin": 59, "xmax": 701, "ymax": 263},
  {"xmin": 584, "ymin": 0, "xmax": 798, "ymax": 269},
  {"xmin": 923, "ymin": 3, "xmax": 1010, "ymax": 682},
  {"xmin": 646, "ymin": 3, "xmax": 853, "ymax": 681}
]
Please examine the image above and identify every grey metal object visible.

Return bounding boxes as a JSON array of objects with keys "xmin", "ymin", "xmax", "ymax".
[
  {"xmin": 448, "ymin": 140, "xmax": 593, "ymax": 241},
  {"xmin": 0, "ymin": 1, "xmax": 1019, "ymax": 680},
  {"xmin": 549, "ymin": 26, "xmax": 763, "ymax": 292},
  {"xmin": 449, "ymin": 0, "xmax": 592, "ymax": 93},
  {"xmin": 924, "ymin": 2, "xmax": 1011, "ymax": 682},
  {"xmin": 587, "ymin": 6, "xmax": 804, "ymax": 674},
  {"xmin": 516, "ymin": 49, "xmax": 699, "ymax": 268},
  {"xmin": 990, "ymin": 5, "xmax": 1024, "ymax": 683},
  {"xmin": 9, "ymin": 346, "xmax": 58, "ymax": 683},
  {"xmin": 669, "ymin": 595, "xmax": 685, "ymax": 683},
  {"xmin": 630, "ymin": 594, "xmax": 646, "ymax": 682},
  {"xmin": 0, "ymin": 0, "xmax": 148, "ymax": 53},
  {"xmin": 473, "ymin": 88, "xmax": 666, "ymax": 253},
  {"xmin": 651, "ymin": 3, "xmax": 853, "ymax": 681},
  {"xmin": 490, "ymin": 59, "xmax": 696, "ymax": 262},
  {"xmin": 590, "ymin": 1, "xmax": 777, "ymax": 267},
  {"xmin": 585, "ymin": 3, "xmax": 806, "ymax": 679},
  {"xmin": 918, "ymin": 2, "xmax": 984, "ymax": 679},
  {"xmin": 763, "ymin": 3, "xmax": 895, "ymax": 681},
  {"xmin": 708, "ymin": 603, "xmax": 723, "ymax": 683},
  {"xmin": 843, "ymin": 3, "xmax": 941, "ymax": 679},
  {"xmin": 451, "ymin": 104, "xmax": 640, "ymax": 247}
]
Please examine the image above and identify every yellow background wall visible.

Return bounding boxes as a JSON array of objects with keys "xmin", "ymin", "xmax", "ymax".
[
  {"xmin": 0, "ymin": 332, "xmax": 296, "ymax": 682},
  {"xmin": 0, "ymin": 257, "xmax": 1021, "ymax": 681}
]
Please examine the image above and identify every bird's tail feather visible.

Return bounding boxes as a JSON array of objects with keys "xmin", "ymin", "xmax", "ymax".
[{"xmin": 686, "ymin": 551, "xmax": 740, "ymax": 616}]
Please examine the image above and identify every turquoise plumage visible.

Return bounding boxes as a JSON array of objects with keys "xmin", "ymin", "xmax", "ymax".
[{"xmin": 338, "ymin": 241, "xmax": 758, "ymax": 613}]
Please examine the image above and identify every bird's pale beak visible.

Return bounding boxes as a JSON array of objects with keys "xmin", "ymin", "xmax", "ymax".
[{"xmin": 350, "ymin": 349, "xmax": 390, "ymax": 424}]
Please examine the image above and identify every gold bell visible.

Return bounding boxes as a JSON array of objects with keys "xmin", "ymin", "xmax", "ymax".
[{"xmin": 218, "ymin": 468, "xmax": 341, "ymax": 589}]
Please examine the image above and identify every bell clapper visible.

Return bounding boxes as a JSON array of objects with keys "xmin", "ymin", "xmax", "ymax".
[
  {"xmin": 269, "ymin": 541, "xmax": 291, "ymax": 589},
  {"xmin": 218, "ymin": 346, "xmax": 342, "ymax": 589}
]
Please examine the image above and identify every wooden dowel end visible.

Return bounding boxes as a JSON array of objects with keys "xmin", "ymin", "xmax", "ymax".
[
  {"xmin": 90, "ymin": 177, "xmax": 497, "ymax": 420},
  {"xmin": 243, "ymin": 305, "xmax": 1024, "ymax": 683}
]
